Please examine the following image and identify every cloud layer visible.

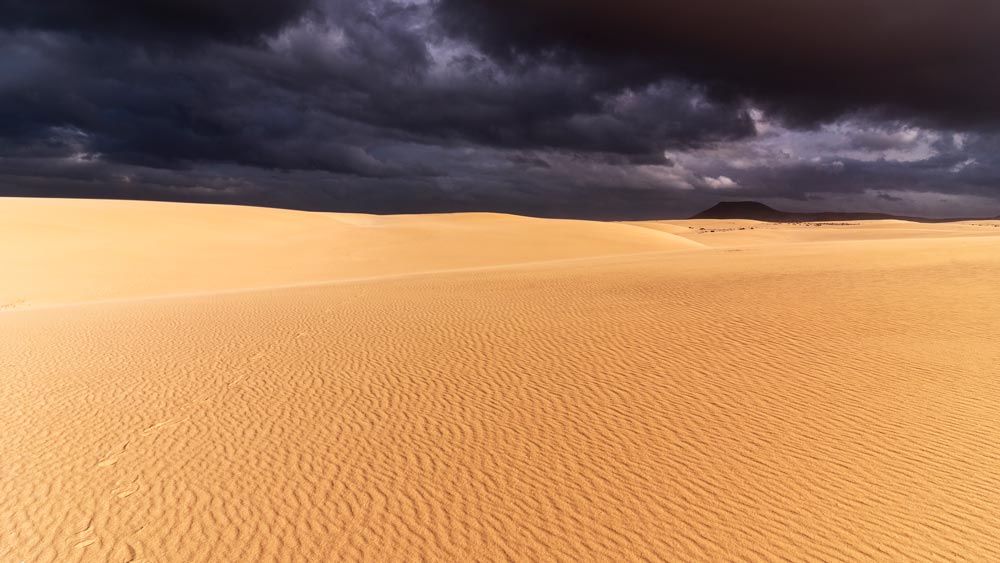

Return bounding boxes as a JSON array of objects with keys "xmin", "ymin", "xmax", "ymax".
[
  {"xmin": 439, "ymin": 0, "xmax": 1000, "ymax": 128},
  {"xmin": 0, "ymin": 0, "xmax": 313, "ymax": 42},
  {"xmin": 0, "ymin": 0, "xmax": 998, "ymax": 218}
]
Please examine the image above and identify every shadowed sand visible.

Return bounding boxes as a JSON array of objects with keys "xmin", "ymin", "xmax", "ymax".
[{"xmin": 2, "ymin": 198, "xmax": 1000, "ymax": 562}]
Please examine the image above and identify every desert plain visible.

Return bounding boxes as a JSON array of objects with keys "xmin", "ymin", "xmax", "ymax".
[{"xmin": 2, "ymin": 196, "xmax": 1000, "ymax": 562}]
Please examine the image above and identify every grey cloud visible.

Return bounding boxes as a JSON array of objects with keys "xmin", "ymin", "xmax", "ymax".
[
  {"xmin": 0, "ymin": 0, "xmax": 999, "ymax": 219},
  {"xmin": 438, "ymin": 0, "xmax": 1000, "ymax": 129}
]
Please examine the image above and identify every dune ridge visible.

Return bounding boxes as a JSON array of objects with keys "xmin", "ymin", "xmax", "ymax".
[
  {"xmin": 3, "ymin": 198, "xmax": 1000, "ymax": 562},
  {"xmin": 0, "ymin": 197, "xmax": 698, "ymax": 308}
]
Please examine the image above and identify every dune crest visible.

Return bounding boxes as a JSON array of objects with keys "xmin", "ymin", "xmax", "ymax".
[{"xmin": 0, "ymin": 198, "xmax": 696, "ymax": 307}]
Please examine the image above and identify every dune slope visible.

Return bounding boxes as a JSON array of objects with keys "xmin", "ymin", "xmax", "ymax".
[
  {"xmin": 0, "ymin": 197, "xmax": 698, "ymax": 307},
  {"xmin": 3, "ymin": 198, "xmax": 1000, "ymax": 562}
]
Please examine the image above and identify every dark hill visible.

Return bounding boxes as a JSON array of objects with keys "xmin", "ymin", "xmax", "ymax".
[{"xmin": 691, "ymin": 201, "xmax": 984, "ymax": 223}]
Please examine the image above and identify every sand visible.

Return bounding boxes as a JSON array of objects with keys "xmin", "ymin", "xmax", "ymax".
[
  {"xmin": 0, "ymin": 198, "xmax": 697, "ymax": 308},
  {"xmin": 2, "ymin": 198, "xmax": 1000, "ymax": 562}
]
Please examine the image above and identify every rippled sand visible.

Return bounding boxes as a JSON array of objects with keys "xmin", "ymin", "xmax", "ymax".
[{"xmin": 3, "ymin": 198, "xmax": 1000, "ymax": 562}]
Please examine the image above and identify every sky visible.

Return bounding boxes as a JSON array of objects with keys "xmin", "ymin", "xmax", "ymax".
[{"xmin": 1, "ymin": 0, "xmax": 999, "ymax": 219}]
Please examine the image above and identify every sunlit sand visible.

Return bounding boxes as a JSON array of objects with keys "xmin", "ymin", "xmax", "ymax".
[{"xmin": 3, "ymin": 198, "xmax": 999, "ymax": 561}]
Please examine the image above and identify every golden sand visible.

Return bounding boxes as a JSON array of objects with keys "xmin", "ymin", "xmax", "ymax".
[{"xmin": 2, "ymin": 198, "xmax": 999, "ymax": 561}]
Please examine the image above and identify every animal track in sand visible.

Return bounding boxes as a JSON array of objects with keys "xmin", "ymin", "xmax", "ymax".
[
  {"xmin": 113, "ymin": 480, "xmax": 141, "ymax": 499},
  {"xmin": 73, "ymin": 519, "xmax": 96, "ymax": 549},
  {"xmin": 141, "ymin": 418, "xmax": 186, "ymax": 436},
  {"xmin": 73, "ymin": 538, "xmax": 96, "ymax": 549},
  {"xmin": 97, "ymin": 442, "xmax": 129, "ymax": 467}
]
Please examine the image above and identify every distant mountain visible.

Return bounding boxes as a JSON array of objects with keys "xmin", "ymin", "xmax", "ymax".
[{"xmin": 691, "ymin": 201, "xmax": 986, "ymax": 223}]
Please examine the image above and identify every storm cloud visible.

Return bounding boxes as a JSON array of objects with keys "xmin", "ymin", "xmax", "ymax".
[
  {"xmin": 438, "ymin": 0, "xmax": 1000, "ymax": 128},
  {"xmin": 0, "ymin": 0, "xmax": 314, "ymax": 43},
  {"xmin": 0, "ymin": 0, "xmax": 998, "ymax": 218}
]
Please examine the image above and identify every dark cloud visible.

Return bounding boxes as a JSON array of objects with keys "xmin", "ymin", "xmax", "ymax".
[
  {"xmin": 0, "ymin": 1, "xmax": 752, "ymax": 175},
  {"xmin": 0, "ymin": 0, "xmax": 998, "ymax": 218},
  {"xmin": 437, "ymin": 0, "xmax": 1000, "ymax": 129},
  {"xmin": 0, "ymin": 0, "xmax": 313, "ymax": 43}
]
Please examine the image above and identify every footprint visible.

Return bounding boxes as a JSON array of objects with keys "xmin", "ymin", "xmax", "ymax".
[
  {"xmin": 75, "ymin": 519, "xmax": 94, "ymax": 537},
  {"xmin": 113, "ymin": 481, "xmax": 140, "ymax": 499},
  {"xmin": 97, "ymin": 456, "xmax": 119, "ymax": 468},
  {"xmin": 74, "ymin": 519, "xmax": 96, "ymax": 548},
  {"xmin": 97, "ymin": 442, "xmax": 129, "ymax": 467},
  {"xmin": 141, "ymin": 418, "xmax": 184, "ymax": 436}
]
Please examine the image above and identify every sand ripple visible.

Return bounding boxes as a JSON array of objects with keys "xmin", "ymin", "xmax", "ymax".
[{"xmin": 3, "ymin": 229, "xmax": 1000, "ymax": 561}]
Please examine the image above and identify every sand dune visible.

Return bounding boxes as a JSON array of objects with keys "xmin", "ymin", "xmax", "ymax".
[
  {"xmin": 0, "ymin": 197, "xmax": 697, "ymax": 307},
  {"xmin": 3, "ymin": 198, "xmax": 1000, "ymax": 562}
]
